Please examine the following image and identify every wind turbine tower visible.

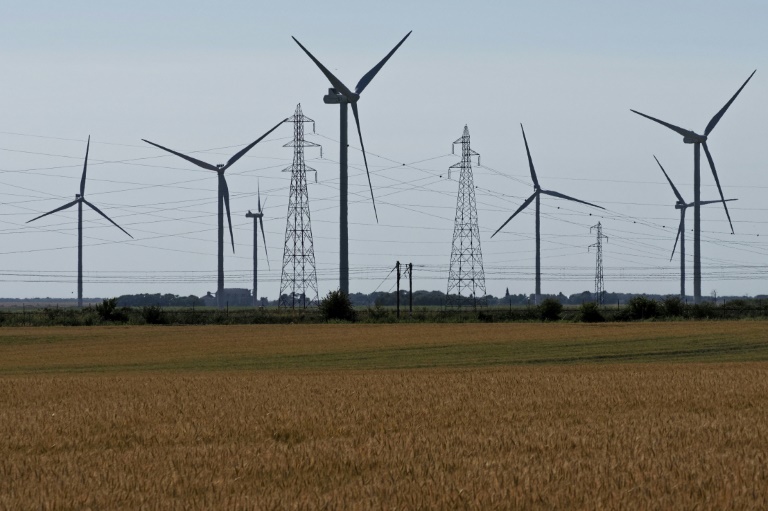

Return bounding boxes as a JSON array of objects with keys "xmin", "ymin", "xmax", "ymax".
[
  {"xmin": 279, "ymin": 104, "xmax": 321, "ymax": 309},
  {"xmin": 245, "ymin": 185, "xmax": 269, "ymax": 307},
  {"xmin": 446, "ymin": 126, "xmax": 486, "ymax": 308},
  {"xmin": 492, "ymin": 124, "xmax": 604, "ymax": 304},
  {"xmin": 589, "ymin": 222, "xmax": 608, "ymax": 305},
  {"xmin": 27, "ymin": 136, "xmax": 133, "ymax": 307},
  {"xmin": 292, "ymin": 31, "xmax": 411, "ymax": 295},
  {"xmin": 142, "ymin": 121, "xmax": 284, "ymax": 309},
  {"xmin": 653, "ymin": 156, "xmax": 736, "ymax": 299},
  {"xmin": 631, "ymin": 70, "xmax": 755, "ymax": 303}
]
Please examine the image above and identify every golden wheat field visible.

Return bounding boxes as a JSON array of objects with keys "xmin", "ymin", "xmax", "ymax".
[{"xmin": 2, "ymin": 322, "xmax": 768, "ymax": 509}]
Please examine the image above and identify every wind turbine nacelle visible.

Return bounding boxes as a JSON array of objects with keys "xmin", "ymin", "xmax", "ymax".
[
  {"xmin": 323, "ymin": 88, "xmax": 344, "ymax": 104},
  {"xmin": 683, "ymin": 134, "xmax": 707, "ymax": 144}
]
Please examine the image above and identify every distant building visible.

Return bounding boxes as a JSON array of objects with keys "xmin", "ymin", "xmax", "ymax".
[{"xmin": 200, "ymin": 289, "xmax": 252, "ymax": 307}]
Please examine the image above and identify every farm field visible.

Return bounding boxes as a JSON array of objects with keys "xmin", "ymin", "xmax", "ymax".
[
  {"xmin": 1, "ymin": 321, "xmax": 768, "ymax": 373},
  {"xmin": 1, "ymin": 322, "xmax": 768, "ymax": 509}
]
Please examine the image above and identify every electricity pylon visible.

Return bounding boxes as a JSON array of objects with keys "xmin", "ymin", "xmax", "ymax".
[
  {"xmin": 589, "ymin": 222, "xmax": 608, "ymax": 305},
  {"xmin": 279, "ymin": 104, "xmax": 321, "ymax": 308},
  {"xmin": 446, "ymin": 125, "xmax": 486, "ymax": 308}
]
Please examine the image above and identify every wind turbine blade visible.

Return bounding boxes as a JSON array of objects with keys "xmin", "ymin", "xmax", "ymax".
[
  {"xmin": 27, "ymin": 199, "xmax": 80, "ymax": 223},
  {"xmin": 80, "ymin": 136, "xmax": 90, "ymax": 197},
  {"xmin": 351, "ymin": 102, "xmax": 378, "ymax": 222},
  {"xmin": 259, "ymin": 216, "xmax": 270, "ymax": 270},
  {"xmin": 520, "ymin": 124, "xmax": 539, "ymax": 188},
  {"xmin": 291, "ymin": 36, "xmax": 354, "ymax": 98},
  {"xmin": 702, "ymin": 141, "xmax": 734, "ymax": 234},
  {"xmin": 700, "ymin": 198, "xmax": 738, "ymax": 206},
  {"xmin": 223, "ymin": 119, "xmax": 284, "ymax": 171},
  {"xmin": 630, "ymin": 110, "xmax": 690, "ymax": 138},
  {"xmin": 491, "ymin": 192, "xmax": 537, "ymax": 238},
  {"xmin": 221, "ymin": 175, "xmax": 235, "ymax": 252},
  {"xmin": 82, "ymin": 199, "xmax": 133, "ymax": 238},
  {"xmin": 704, "ymin": 70, "xmax": 756, "ymax": 136},
  {"xmin": 670, "ymin": 213, "xmax": 684, "ymax": 262},
  {"xmin": 142, "ymin": 139, "xmax": 218, "ymax": 171},
  {"xmin": 354, "ymin": 31, "xmax": 412, "ymax": 94},
  {"xmin": 540, "ymin": 189, "xmax": 605, "ymax": 210},
  {"xmin": 257, "ymin": 182, "xmax": 261, "ymax": 212},
  {"xmin": 653, "ymin": 155, "xmax": 685, "ymax": 204}
]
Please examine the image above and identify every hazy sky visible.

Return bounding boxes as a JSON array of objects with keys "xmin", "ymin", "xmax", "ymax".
[{"xmin": 1, "ymin": 0, "xmax": 767, "ymax": 300}]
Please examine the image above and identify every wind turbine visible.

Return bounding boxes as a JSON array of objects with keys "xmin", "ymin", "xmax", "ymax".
[
  {"xmin": 491, "ymin": 124, "xmax": 604, "ymax": 304},
  {"xmin": 27, "ymin": 136, "xmax": 132, "ymax": 307},
  {"xmin": 245, "ymin": 184, "xmax": 269, "ymax": 307},
  {"xmin": 631, "ymin": 70, "xmax": 755, "ymax": 303},
  {"xmin": 292, "ymin": 31, "xmax": 411, "ymax": 295},
  {"xmin": 654, "ymin": 156, "xmax": 736, "ymax": 300},
  {"xmin": 142, "ymin": 120, "xmax": 283, "ymax": 309}
]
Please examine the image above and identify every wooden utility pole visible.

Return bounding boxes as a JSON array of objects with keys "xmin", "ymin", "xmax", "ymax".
[
  {"xmin": 409, "ymin": 263, "xmax": 413, "ymax": 314},
  {"xmin": 396, "ymin": 261, "xmax": 401, "ymax": 319}
]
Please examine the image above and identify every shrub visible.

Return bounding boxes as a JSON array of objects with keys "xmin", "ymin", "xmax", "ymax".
[
  {"xmin": 662, "ymin": 296, "xmax": 685, "ymax": 317},
  {"xmin": 538, "ymin": 298, "xmax": 563, "ymax": 321},
  {"xmin": 579, "ymin": 302, "xmax": 605, "ymax": 323},
  {"xmin": 141, "ymin": 305, "xmax": 166, "ymax": 325},
  {"xmin": 320, "ymin": 290, "xmax": 356, "ymax": 322},
  {"xmin": 411, "ymin": 307, "xmax": 429, "ymax": 322},
  {"xmin": 627, "ymin": 296, "xmax": 659, "ymax": 320},
  {"xmin": 94, "ymin": 298, "xmax": 127, "ymax": 322},
  {"xmin": 477, "ymin": 311, "xmax": 494, "ymax": 323},
  {"xmin": 690, "ymin": 301, "xmax": 716, "ymax": 319},
  {"xmin": 366, "ymin": 304, "xmax": 393, "ymax": 323},
  {"xmin": 722, "ymin": 299, "xmax": 754, "ymax": 318},
  {"xmin": 95, "ymin": 298, "xmax": 118, "ymax": 321}
]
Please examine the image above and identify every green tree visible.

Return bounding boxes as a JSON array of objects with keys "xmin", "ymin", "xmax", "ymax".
[
  {"xmin": 319, "ymin": 290, "xmax": 356, "ymax": 322},
  {"xmin": 628, "ymin": 296, "xmax": 659, "ymax": 320},
  {"xmin": 538, "ymin": 298, "xmax": 563, "ymax": 321}
]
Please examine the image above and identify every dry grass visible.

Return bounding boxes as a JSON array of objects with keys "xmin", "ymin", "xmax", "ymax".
[
  {"xmin": 2, "ymin": 323, "xmax": 768, "ymax": 509},
  {"xmin": 2, "ymin": 365, "xmax": 768, "ymax": 509}
]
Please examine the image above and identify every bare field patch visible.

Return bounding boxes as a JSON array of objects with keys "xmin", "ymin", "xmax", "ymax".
[
  {"xmin": 2, "ymin": 365, "xmax": 768, "ymax": 509},
  {"xmin": 1, "ymin": 321, "xmax": 767, "ymax": 373}
]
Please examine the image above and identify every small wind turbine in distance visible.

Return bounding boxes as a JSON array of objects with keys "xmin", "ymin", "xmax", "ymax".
[
  {"xmin": 653, "ymin": 156, "xmax": 737, "ymax": 300},
  {"xmin": 491, "ymin": 124, "xmax": 604, "ymax": 305},
  {"xmin": 292, "ymin": 31, "xmax": 411, "ymax": 295},
  {"xmin": 27, "ymin": 136, "xmax": 133, "ymax": 308},
  {"xmin": 245, "ymin": 184, "xmax": 269, "ymax": 308},
  {"xmin": 142, "ymin": 120, "xmax": 284, "ymax": 309},
  {"xmin": 630, "ymin": 70, "xmax": 755, "ymax": 303}
]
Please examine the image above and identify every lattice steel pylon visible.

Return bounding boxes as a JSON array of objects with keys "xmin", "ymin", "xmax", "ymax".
[
  {"xmin": 589, "ymin": 222, "xmax": 608, "ymax": 305},
  {"xmin": 446, "ymin": 125, "xmax": 486, "ymax": 308},
  {"xmin": 279, "ymin": 104, "xmax": 321, "ymax": 308}
]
